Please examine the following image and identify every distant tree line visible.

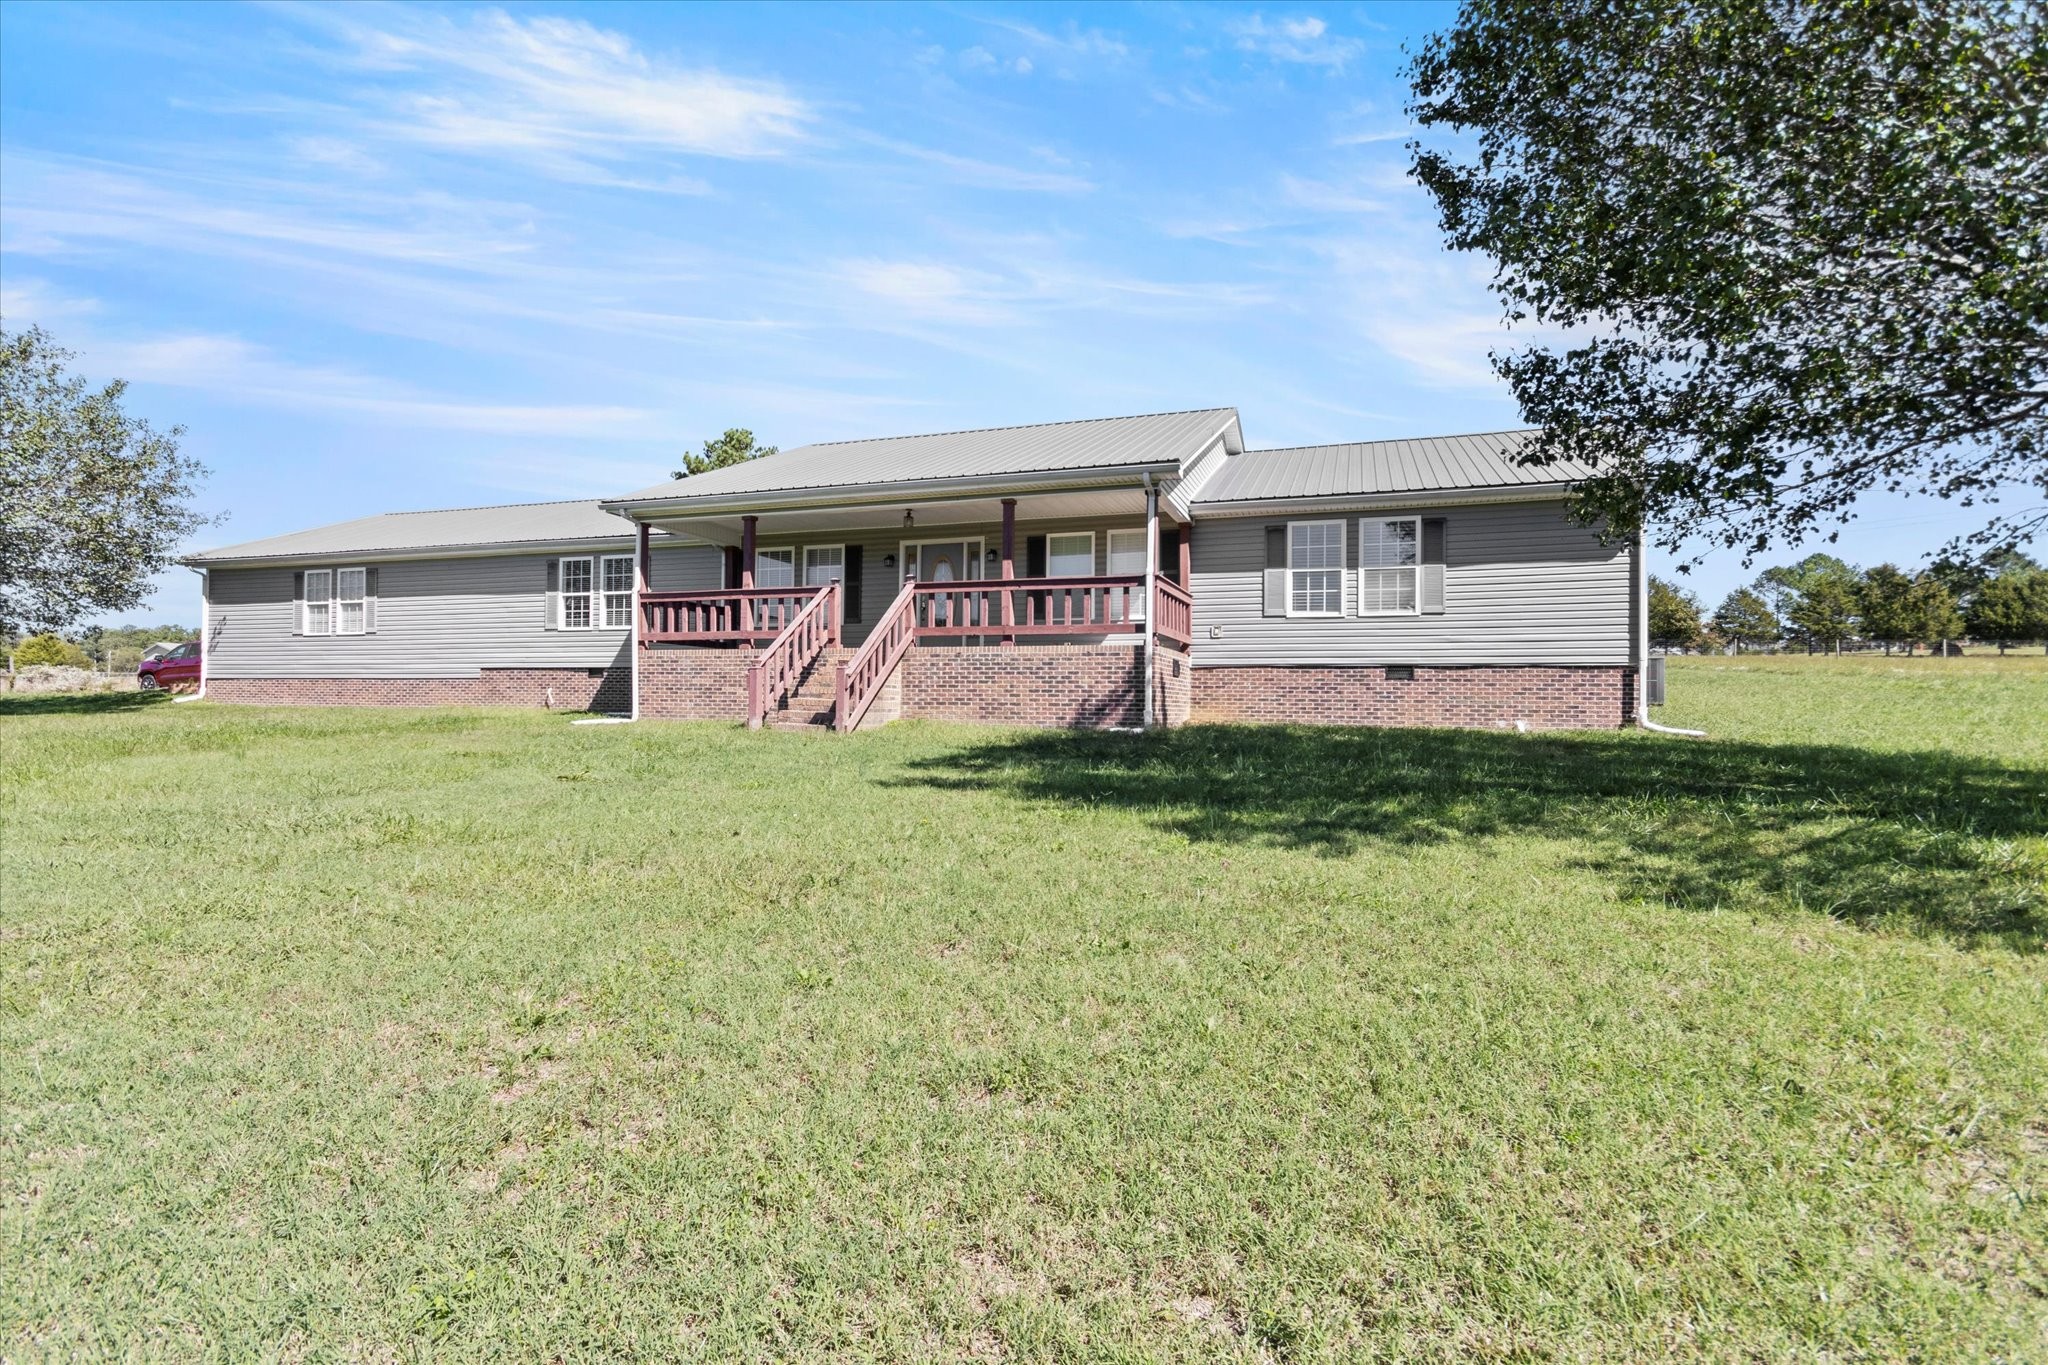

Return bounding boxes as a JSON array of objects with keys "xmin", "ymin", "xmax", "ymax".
[
  {"xmin": 1652, "ymin": 551, "xmax": 2047, "ymax": 656},
  {"xmin": 5, "ymin": 622, "xmax": 195, "ymax": 674}
]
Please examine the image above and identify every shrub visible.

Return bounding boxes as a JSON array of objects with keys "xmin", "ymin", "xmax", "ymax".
[{"xmin": 13, "ymin": 633, "xmax": 90, "ymax": 668}]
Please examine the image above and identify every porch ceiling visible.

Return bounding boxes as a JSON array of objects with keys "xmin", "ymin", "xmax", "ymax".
[{"xmin": 644, "ymin": 485, "xmax": 1178, "ymax": 546}]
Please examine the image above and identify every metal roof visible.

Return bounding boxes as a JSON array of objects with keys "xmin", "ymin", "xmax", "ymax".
[
  {"xmin": 1193, "ymin": 429, "xmax": 1596, "ymax": 504},
  {"xmin": 609, "ymin": 408, "xmax": 1241, "ymax": 506},
  {"xmin": 184, "ymin": 499, "xmax": 636, "ymax": 564}
]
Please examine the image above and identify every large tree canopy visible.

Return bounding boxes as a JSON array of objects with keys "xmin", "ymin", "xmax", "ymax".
[
  {"xmin": 1407, "ymin": 0, "xmax": 2047, "ymax": 560},
  {"xmin": 0, "ymin": 325, "xmax": 215, "ymax": 637}
]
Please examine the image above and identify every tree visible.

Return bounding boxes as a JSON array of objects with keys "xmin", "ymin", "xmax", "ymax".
[
  {"xmin": 1755, "ymin": 554, "xmax": 1857, "ymax": 624},
  {"xmin": 1858, "ymin": 564, "xmax": 1918, "ymax": 655},
  {"xmin": 13, "ymin": 632, "xmax": 89, "ymax": 668},
  {"xmin": 1928, "ymin": 546, "xmax": 2041, "ymax": 610},
  {"xmin": 0, "ymin": 325, "xmax": 216, "ymax": 636},
  {"xmin": 1711, "ymin": 587, "xmax": 1779, "ymax": 653},
  {"xmin": 671, "ymin": 428, "xmax": 777, "ymax": 481},
  {"xmin": 1786, "ymin": 575, "xmax": 1861, "ymax": 654},
  {"xmin": 1406, "ymin": 1, "xmax": 2048, "ymax": 562},
  {"xmin": 1648, "ymin": 575, "xmax": 1705, "ymax": 649},
  {"xmin": 1904, "ymin": 573, "xmax": 1965, "ymax": 655},
  {"xmin": 1966, "ymin": 569, "xmax": 2048, "ymax": 654}
]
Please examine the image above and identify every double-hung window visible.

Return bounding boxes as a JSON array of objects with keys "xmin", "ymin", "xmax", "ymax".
[
  {"xmin": 1046, "ymin": 532, "xmax": 1094, "ymax": 578},
  {"xmin": 304, "ymin": 569, "xmax": 333, "ymax": 634},
  {"xmin": 336, "ymin": 567, "xmax": 367, "ymax": 635},
  {"xmin": 302, "ymin": 567, "xmax": 368, "ymax": 634},
  {"xmin": 560, "ymin": 557, "xmax": 595, "ymax": 628},
  {"xmin": 559, "ymin": 554, "xmax": 634, "ymax": 629},
  {"xmin": 1358, "ymin": 518, "xmax": 1419, "ymax": 615},
  {"xmin": 1106, "ymin": 528, "xmax": 1147, "ymax": 621},
  {"xmin": 755, "ymin": 547, "xmax": 796, "ymax": 588},
  {"xmin": 803, "ymin": 545, "xmax": 844, "ymax": 588},
  {"xmin": 1288, "ymin": 521, "xmax": 1345, "ymax": 616},
  {"xmin": 601, "ymin": 555, "xmax": 633, "ymax": 628}
]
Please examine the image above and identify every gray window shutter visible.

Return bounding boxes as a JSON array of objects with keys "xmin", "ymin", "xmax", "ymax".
[
  {"xmin": 1421, "ymin": 518, "xmax": 1447, "ymax": 615},
  {"xmin": 1025, "ymin": 535, "xmax": 1047, "ymax": 578},
  {"xmin": 543, "ymin": 559, "xmax": 559, "ymax": 629},
  {"xmin": 842, "ymin": 545, "xmax": 863, "ymax": 623},
  {"xmin": 1263, "ymin": 526, "xmax": 1287, "ymax": 617},
  {"xmin": 364, "ymin": 566, "xmax": 380, "ymax": 633},
  {"xmin": 292, "ymin": 571, "xmax": 305, "ymax": 635}
]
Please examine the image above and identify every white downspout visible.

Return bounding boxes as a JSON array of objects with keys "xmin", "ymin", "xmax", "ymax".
[
  {"xmin": 1142, "ymin": 474, "xmax": 1158, "ymax": 730},
  {"xmin": 176, "ymin": 566, "xmax": 209, "ymax": 702},
  {"xmin": 629, "ymin": 521, "xmax": 645, "ymax": 722},
  {"xmin": 1635, "ymin": 526, "xmax": 1704, "ymax": 737}
]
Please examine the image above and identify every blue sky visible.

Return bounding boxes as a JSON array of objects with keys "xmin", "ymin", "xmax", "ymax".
[{"xmin": 2, "ymin": 1, "xmax": 1983, "ymax": 624}]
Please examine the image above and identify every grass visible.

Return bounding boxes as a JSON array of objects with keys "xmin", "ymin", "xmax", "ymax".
[{"xmin": 2, "ymin": 657, "xmax": 2044, "ymax": 1360}]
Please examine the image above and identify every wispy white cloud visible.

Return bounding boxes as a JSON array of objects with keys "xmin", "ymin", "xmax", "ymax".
[
  {"xmin": 90, "ymin": 331, "xmax": 660, "ymax": 436},
  {"xmin": 973, "ymin": 17, "xmax": 1131, "ymax": 62},
  {"xmin": 289, "ymin": 4, "xmax": 814, "ymax": 178},
  {"xmin": 857, "ymin": 135, "xmax": 1094, "ymax": 194},
  {"xmin": 1, "ymin": 154, "xmax": 541, "ymax": 270},
  {"xmin": 1227, "ymin": 14, "xmax": 1363, "ymax": 69}
]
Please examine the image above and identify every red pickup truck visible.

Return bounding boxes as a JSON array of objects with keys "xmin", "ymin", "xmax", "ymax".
[{"xmin": 138, "ymin": 641, "xmax": 200, "ymax": 691}]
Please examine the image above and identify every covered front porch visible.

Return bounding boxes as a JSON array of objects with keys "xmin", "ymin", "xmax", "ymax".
[{"xmin": 622, "ymin": 483, "xmax": 1194, "ymax": 732}]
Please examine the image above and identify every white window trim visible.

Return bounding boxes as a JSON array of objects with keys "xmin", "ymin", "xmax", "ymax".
[
  {"xmin": 1286, "ymin": 520, "xmax": 1346, "ymax": 619},
  {"xmin": 334, "ymin": 566, "xmax": 368, "ymax": 636},
  {"xmin": 753, "ymin": 545, "xmax": 798, "ymax": 590},
  {"xmin": 1104, "ymin": 527, "xmax": 1148, "ymax": 575},
  {"xmin": 1043, "ymin": 530, "xmax": 1096, "ymax": 579},
  {"xmin": 600, "ymin": 553, "xmax": 634, "ymax": 629},
  {"xmin": 801, "ymin": 543, "xmax": 847, "ymax": 588},
  {"xmin": 1356, "ymin": 516, "xmax": 1421, "ymax": 617},
  {"xmin": 557, "ymin": 555, "xmax": 594, "ymax": 631},
  {"xmin": 303, "ymin": 568, "xmax": 334, "ymax": 635}
]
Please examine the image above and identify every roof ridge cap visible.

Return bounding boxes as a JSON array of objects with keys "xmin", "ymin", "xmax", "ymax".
[{"xmin": 797, "ymin": 407, "xmax": 1237, "ymax": 449}]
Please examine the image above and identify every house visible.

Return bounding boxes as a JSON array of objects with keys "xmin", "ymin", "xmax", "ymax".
[{"xmin": 184, "ymin": 409, "xmax": 1642, "ymax": 731}]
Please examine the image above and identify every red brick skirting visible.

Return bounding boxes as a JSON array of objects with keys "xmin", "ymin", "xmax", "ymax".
[
  {"xmin": 206, "ymin": 666, "xmax": 629, "ymax": 710},
  {"xmin": 900, "ymin": 645, "xmax": 1188, "ymax": 729},
  {"xmin": 1189, "ymin": 664, "xmax": 1630, "ymax": 731}
]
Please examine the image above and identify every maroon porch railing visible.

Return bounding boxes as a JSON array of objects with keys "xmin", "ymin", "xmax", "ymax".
[
  {"xmin": 1153, "ymin": 577, "xmax": 1192, "ymax": 650},
  {"xmin": 640, "ymin": 587, "xmax": 818, "ymax": 644},
  {"xmin": 746, "ymin": 583, "xmax": 838, "ymax": 729},
  {"xmin": 834, "ymin": 577, "xmax": 918, "ymax": 734},
  {"xmin": 906, "ymin": 574, "xmax": 1147, "ymax": 638}
]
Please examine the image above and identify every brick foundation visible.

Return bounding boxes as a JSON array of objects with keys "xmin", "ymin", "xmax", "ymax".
[
  {"xmin": 898, "ymin": 644, "xmax": 1151, "ymax": 728},
  {"xmin": 1189, "ymin": 664, "xmax": 1630, "ymax": 731},
  {"xmin": 205, "ymin": 666, "xmax": 630, "ymax": 710},
  {"xmin": 636, "ymin": 645, "xmax": 766, "ymax": 722}
]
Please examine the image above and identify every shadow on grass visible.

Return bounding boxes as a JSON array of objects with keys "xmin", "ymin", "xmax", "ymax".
[
  {"xmin": 0, "ymin": 689, "xmax": 172, "ymax": 716},
  {"xmin": 898, "ymin": 725, "xmax": 2048, "ymax": 952}
]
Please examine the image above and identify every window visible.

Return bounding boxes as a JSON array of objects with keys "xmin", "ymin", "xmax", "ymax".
[
  {"xmin": 559, "ymin": 555, "xmax": 634, "ymax": 629},
  {"xmin": 1106, "ymin": 529, "xmax": 1147, "ymax": 620},
  {"xmin": 602, "ymin": 555, "xmax": 633, "ymax": 628},
  {"xmin": 803, "ymin": 545, "xmax": 844, "ymax": 588},
  {"xmin": 167, "ymin": 642, "xmax": 198, "ymax": 661},
  {"xmin": 303, "ymin": 569, "xmax": 332, "ymax": 635},
  {"xmin": 1106, "ymin": 529, "xmax": 1146, "ymax": 576},
  {"xmin": 336, "ymin": 567, "xmax": 367, "ymax": 635},
  {"xmin": 755, "ymin": 547, "xmax": 796, "ymax": 588},
  {"xmin": 560, "ymin": 557, "xmax": 594, "ymax": 628},
  {"xmin": 1288, "ymin": 521, "xmax": 1345, "ymax": 616},
  {"xmin": 1358, "ymin": 518, "xmax": 1419, "ymax": 615},
  {"xmin": 1046, "ymin": 532, "xmax": 1094, "ymax": 578}
]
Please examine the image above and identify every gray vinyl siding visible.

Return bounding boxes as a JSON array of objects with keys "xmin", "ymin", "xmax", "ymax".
[
  {"xmin": 1189, "ymin": 500, "xmax": 1629, "ymax": 666},
  {"xmin": 208, "ymin": 549, "xmax": 693, "ymax": 679},
  {"xmin": 646, "ymin": 544, "xmax": 724, "ymax": 594}
]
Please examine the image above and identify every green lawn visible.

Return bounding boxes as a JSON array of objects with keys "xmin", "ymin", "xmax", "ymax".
[{"xmin": 4, "ymin": 658, "xmax": 2044, "ymax": 1360}]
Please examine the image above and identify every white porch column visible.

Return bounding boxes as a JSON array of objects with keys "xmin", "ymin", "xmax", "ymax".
[{"xmin": 1143, "ymin": 476, "xmax": 1159, "ymax": 729}]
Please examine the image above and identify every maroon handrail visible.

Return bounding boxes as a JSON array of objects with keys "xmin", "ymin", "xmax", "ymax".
[
  {"xmin": 1154, "ymin": 577, "xmax": 1193, "ymax": 650},
  {"xmin": 906, "ymin": 574, "xmax": 1147, "ymax": 638},
  {"xmin": 745, "ymin": 583, "xmax": 837, "ymax": 729},
  {"xmin": 640, "ymin": 586, "xmax": 818, "ymax": 644},
  {"xmin": 834, "ymin": 577, "xmax": 918, "ymax": 733}
]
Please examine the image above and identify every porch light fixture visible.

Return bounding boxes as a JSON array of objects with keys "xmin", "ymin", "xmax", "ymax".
[
  {"xmin": 882, "ymin": 553, "xmax": 896, "ymax": 570},
  {"xmin": 902, "ymin": 508, "xmax": 915, "ymax": 531}
]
